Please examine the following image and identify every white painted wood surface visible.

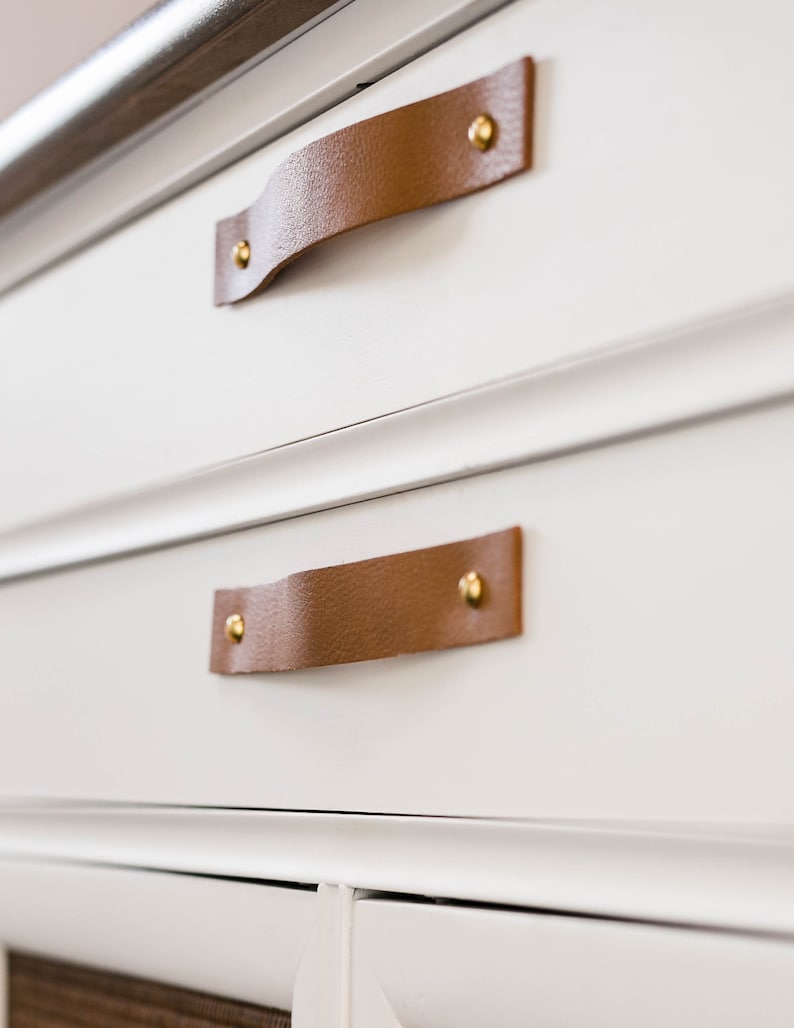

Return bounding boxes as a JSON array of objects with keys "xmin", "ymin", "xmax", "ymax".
[
  {"xmin": 3, "ymin": 0, "xmax": 794, "ymax": 532},
  {"xmin": 352, "ymin": 899, "xmax": 794, "ymax": 1027},
  {"xmin": 293, "ymin": 884, "xmax": 354, "ymax": 1028},
  {"xmin": 0, "ymin": 399, "xmax": 791, "ymax": 820},
  {"xmin": 0, "ymin": 860, "xmax": 315, "ymax": 1008},
  {"xmin": 2, "ymin": 807, "xmax": 794, "ymax": 936},
  {"xmin": 1, "ymin": 0, "xmax": 792, "ymax": 1020},
  {"xmin": 1, "ymin": 287, "xmax": 793, "ymax": 579}
]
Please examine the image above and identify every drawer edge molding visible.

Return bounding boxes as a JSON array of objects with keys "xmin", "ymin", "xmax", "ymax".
[
  {"xmin": 210, "ymin": 527, "xmax": 522, "ymax": 672},
  {"xmin": 2, "ymin": 809, "xmax": 794, "ymax": 937},
  {"xmin": 214, "ymin": 57, "xmax": 534, "ymax": 304},
  {"xmin": 0, "ymin": 290, "xmax": 792, "ymax": 582}
]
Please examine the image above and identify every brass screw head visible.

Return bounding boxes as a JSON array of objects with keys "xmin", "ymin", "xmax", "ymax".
[
  {"xmin": 231, "ymin": 240, "xmax": 251, "ymax": 269},
  {"xmin": 225, "ymin": 613, "xmax": 245, "ymax": 643},
  {"xmin": 458, "ymin": 571, "xmax": 484, "ymax": 608},
  {"xmin": 468, "ymin": 114, "xmax": 496, "ymax": 151}
]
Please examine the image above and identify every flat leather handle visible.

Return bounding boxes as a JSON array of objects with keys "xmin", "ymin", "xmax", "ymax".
[
  {"xmin": 210, "ymin": 527, "xmax": 522, "ymax": 673},
  {"xmin": 213, "ymin": 57, "xmax": 534, "ymax": 304}
]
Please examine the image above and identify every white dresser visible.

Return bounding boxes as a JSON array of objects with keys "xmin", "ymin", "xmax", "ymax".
[{"xmin": 1, "ymin": 1, "xmax": 793, "ymax": 1024}]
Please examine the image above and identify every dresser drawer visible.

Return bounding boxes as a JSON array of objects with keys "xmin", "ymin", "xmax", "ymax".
[
  {"xmin": 0, "ymin": 861, "xmax": 315, "ymax": 1011},
  {"xmin": 0, "ymin": 397, "xmax": 791, "ymax": 819},
  {"xmin": 352, "ymin": 898, "xmax": 794, "ymax": 1027},
  {"xmin": 3, "ymin": 0, "xmax": 794, "ymax": 532}
]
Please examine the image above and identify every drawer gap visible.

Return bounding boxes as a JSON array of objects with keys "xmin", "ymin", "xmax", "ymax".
[{"xmin": 357, "ymin": 890, "xmax": 794, "ymax": 945}]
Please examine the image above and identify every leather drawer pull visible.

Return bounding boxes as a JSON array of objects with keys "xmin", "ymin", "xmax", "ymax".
[
  {"xmin": 213, "ymin": 57, "xmax": 535, "ymax": 304},
  {"xmin": 210, "ymin": 527, "xmax": 522, "ymax": 673}
]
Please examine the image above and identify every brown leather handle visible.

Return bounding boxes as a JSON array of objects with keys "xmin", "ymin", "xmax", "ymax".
[
  {"xmin": 213, "ymin": 57, "xmax": 535, "ymax": 304},
  {"xmin": 210, "ymin": 527, "xmax": 522, "ymax": 673}
]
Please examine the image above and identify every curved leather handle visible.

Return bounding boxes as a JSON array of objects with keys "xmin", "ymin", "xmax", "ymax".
[
  {"xmin": 214, "ymin": 57, "xmax": 534, "ymax": 305},
  {"xmin": 210, "ymin": 527, "xmax": 522, "ymax": 673}
]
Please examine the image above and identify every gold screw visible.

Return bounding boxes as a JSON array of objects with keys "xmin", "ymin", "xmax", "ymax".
[
  {"xmin": 225, "ymin": 613, "xmax": 245, "ymax": 643},
  {"xmin": 468, "ymin": 114, "xmax": 496, "ymax": 151},
  {"xmin": 458, "ymin": 571, "xmax": 484, "ymax": 608},
  {"xmin": 231, "ymin": 240, "xmax": 251, "ymax": 269}
]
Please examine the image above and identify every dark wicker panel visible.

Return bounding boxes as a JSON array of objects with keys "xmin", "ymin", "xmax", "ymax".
[{"xmin": 8, "ymin": 952, "xmax": 291, "ymax": 1028}]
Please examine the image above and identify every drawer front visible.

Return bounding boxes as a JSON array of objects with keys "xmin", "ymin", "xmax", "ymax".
[
  {"xmin": 352, "ymin": 898, "xmax": 794, "ymax": 1028},
  {"xmin": 0, "ymin": 861, "xmax": 315, "ymax": 1011},
  {"xmin": 3, "ymin": 0, "xmax": 794, "ymax": 530},
  {"xmin": 0, "ymin": 399, "xmax": 791, "ymax": 819}
]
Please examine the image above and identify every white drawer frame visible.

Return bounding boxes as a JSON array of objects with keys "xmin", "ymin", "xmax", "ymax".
[
  {"xmin": 352, "ymin": 897, "xmax": 794, "ymax": 1028},
  {"xmin": 2, "ymin": 807, "xmax": 794, "ymax": 1028},
  {"xmin": 4, "ymin": 0, "xmax": 794, "ymax": 530},
  {"xmin": 0, "ymin": 400, "xmax": 792, "ymax": 821}
]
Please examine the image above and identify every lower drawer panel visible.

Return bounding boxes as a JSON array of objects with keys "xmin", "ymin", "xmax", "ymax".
[
  {"xmin": 352, "ymin": 898, "xmax": 794, "ymax": 1028},
  {"xmin": 0, "ymin": 401, "xmax": 792, "ymax": 819},
  {"xmin": 0, "ymin": 861, "xmax": 314, "ymax": 1010}
]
